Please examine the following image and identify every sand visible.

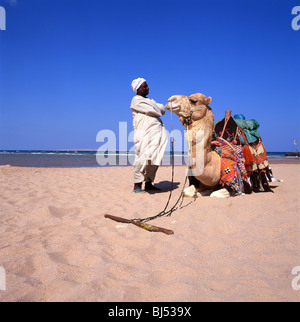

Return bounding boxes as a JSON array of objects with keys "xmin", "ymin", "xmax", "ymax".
[{"xmin": 0, "ymin": 163, "xmax": 299, "ymax": 302}]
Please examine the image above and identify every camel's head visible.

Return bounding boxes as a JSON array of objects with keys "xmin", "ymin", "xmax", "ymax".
[{"xmin": 166, "ymin": 93, "xmax": 212, "ymax": 126}]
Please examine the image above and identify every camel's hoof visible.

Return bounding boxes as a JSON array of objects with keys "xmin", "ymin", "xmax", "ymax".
[
  {"xmin": 183, "ymin": 185, "xmax": 199, "ymax": 198},
  {"xmin": 210, "ymin": 188, "xmax": 230, "ymax": 199}
]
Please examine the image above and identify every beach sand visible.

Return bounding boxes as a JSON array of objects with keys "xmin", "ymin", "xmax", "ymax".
[{"xmin": 0, "ymin": 163, "xmax": 299, "ymax": 302}]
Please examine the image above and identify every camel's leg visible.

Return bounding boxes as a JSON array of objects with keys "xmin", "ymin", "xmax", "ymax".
[
  {"xmin": 184, "ymin": 185, "xmax": 230, "ymax": 198},
  {"xmin": 209, "ymin": 188, "xmax": 231, "ymax": 198},
  {"xmin": 188, "ymin": 175, "xmax": 201, "ymax": 189},
  {"xmin": 183, "ymin": 185, "xmax": 197, "ymax": 198},
  {"xmin": 183, "ymin": 175, "xmax": 199, "ymax": 198},
  {"xmin": 184, "ymin": 176, "xmax": 216, "ymax": 198}
]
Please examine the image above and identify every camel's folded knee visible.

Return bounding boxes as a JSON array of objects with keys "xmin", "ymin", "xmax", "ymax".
[
  {"xmin": 209, "ymin": 188, "xmax": 230, "ymax": 199},
  {"xmin": 183, "ymin": 185, "xmax": 201, "ymax": 198}
]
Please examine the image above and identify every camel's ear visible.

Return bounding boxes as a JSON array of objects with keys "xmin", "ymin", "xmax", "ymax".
[{"xmin": 205, "ymin": 97, "xmax": 212, "ymax": 105}]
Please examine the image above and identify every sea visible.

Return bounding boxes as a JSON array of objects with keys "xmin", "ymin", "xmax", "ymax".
[{"xmin": 0, "ymin": 150, "xmax": 298, "ymax": 168}]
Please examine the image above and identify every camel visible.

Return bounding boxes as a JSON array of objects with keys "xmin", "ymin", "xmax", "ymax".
[{"xmin": 165, "ymin": 93, "xmax": 230, "ymax": 198}]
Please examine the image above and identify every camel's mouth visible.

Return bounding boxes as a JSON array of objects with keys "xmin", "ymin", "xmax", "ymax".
[
  {"xmin": 165, "ymin": 96, "xmax": 182, "ymax": 113},
  {"xmin": 165, "ymin": 103, "xmax": 180, "ymax": 112}
]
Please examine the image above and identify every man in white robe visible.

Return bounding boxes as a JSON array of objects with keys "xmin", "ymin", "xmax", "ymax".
[{"xmin": 130, "ymin": 78, "xmax": 168, "ymax": 192}]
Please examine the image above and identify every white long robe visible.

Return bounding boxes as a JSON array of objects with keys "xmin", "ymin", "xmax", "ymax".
[{"xmin": 130, "ymin": 95, "xmax": 168, "ymax": 179}]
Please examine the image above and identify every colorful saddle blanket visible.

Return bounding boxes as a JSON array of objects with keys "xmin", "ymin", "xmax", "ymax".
[
  {"xmin": 249, "ymin": 137, "xmax": 269, "ymax": 171},
  {"xmin": 214, "ymin": 138, "xmax": 248, "ymax": 196}
]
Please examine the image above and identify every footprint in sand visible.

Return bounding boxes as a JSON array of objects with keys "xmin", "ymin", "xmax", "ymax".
[{"xmin": 48, "ymin": 206, "xmax": 81, "ymax": 218}]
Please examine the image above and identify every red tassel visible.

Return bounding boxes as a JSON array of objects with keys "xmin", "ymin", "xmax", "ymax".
[{"xmin": 243, "ymin": 145, "xmax": 253, "ymax": 166}]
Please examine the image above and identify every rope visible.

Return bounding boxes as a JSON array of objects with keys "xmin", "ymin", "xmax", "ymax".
[{"xmin": 131, "ymin": 175, "xmax": 189, "ymax": 224}]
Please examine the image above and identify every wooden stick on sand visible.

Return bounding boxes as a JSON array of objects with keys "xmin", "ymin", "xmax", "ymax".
[{"xmin": 104, "ymin": 214, "xmax": 174, "ymax": 235}]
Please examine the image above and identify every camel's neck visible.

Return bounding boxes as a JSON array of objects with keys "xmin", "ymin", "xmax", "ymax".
[
  {"xmin": 188, "ymin": 109, "xmax": 214, "ymax": 149},
  {"xmin": 185, "ymin": 109, "xmax": 214, "ymax": 173}
]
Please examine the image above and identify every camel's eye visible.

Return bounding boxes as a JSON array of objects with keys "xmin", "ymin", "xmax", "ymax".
[{"xmin": 190, "ymin": 99, "xmax": 197, "ymax": 104}]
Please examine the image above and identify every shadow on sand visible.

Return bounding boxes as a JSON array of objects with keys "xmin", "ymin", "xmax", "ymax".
[{"xmin": 146, "ymin": 181, "xmax": 181, "ymax": 194}]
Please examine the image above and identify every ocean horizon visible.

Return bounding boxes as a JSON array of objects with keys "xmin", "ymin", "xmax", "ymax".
[{"xmin": 0, "ymin": 150, "xmax": 298, "ymax": 168}]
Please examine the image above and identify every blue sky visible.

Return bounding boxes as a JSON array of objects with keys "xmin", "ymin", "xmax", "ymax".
[{"xmin": 0, "ymin": 0, "xmax": 299, "ymax": 151}]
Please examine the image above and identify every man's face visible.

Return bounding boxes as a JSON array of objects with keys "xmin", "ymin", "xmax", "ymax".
[{"xmin": 137, "ymin": 81, "xmax": 149, "ymax": 97}]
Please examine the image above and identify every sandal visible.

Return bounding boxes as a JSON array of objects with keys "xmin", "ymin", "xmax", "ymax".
[{"xmin": 131, "ymin": 189, "xmax": 145, "ymax": 194}]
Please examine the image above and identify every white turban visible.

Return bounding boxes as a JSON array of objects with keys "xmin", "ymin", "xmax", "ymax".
[{"xmin": 131, "ymin": 78, "xmax": 146, "ymax": 94}]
